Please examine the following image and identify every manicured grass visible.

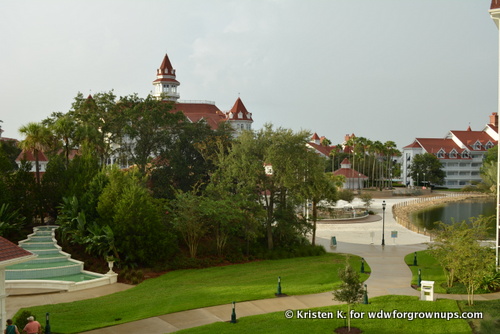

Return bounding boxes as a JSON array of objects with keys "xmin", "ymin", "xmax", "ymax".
[
  {"xmin": 405, "ymin": 250, "xmax": 495, "ymax": 295},
  {"xmin": 176, "ymin": 296, "xmax": 471, "ymax": 334},
  {"xmin": 460, "ymin": 299, "xmax": 500, "ymax": 333},
  {"xmin": 405, "ymin": 250, "xmax": 448, "ymax": 293},
  {"xmin": 18, "ymin": 253, "xmax": 370, "ymax": 333}
]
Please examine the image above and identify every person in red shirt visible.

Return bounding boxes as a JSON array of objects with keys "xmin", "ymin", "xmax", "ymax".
[{"xmin": 22, "ymin": 317, "xmax": 40, "ymax": 334}]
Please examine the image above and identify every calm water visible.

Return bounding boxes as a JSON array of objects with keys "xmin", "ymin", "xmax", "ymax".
[{"xmin": 410, "ymin": 198, "xmax": 496, "ymax": 237}]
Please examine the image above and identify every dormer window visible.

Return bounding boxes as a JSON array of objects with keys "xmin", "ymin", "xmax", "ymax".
[
  {"xmin": 473, "ymin": 141, "xmax": 482, "ymax": 150},
  {"xmin": 462, "ymin": 150, "xmax": 470, "ymax": 159},
  {"xmin": 238, "ymin": 112, "xmax": 243, "ymax": 118},
  {"xmin": 437, "ymin": 150, "xmax": 445, "ymax": 159},
  {"xmin": 485, "ymin": 141, "xmax": 494, "ymax": 150},
  {"xmin": 449, "ymin": 149, "xmax": 457, "ymax": 159}
]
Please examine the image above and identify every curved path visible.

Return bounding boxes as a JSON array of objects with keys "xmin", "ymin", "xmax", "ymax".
[{"xmin": 6, "ymin": 198, "xmax": 500, "ymax": 333}]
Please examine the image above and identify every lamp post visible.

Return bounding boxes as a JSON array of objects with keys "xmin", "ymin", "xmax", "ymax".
[
  {"xmin": 276, "ymin": 276, "xmax": 282, "ymax": 296},
  {"xmin": 382, "ymin": 200, "xmax": 386, "ymax": 246},
  {"xmin": 361, "ymin": 258, "xmax": 365, "ymax": 273},
  {"xmin": 363, "ymin": 284, "xmax": 368, "ymax": 304},
  {"xmin": 423, "ymin": 172, "xmax": 426, "ymax": 188},
  {"xmin": 45, "ymin": 313, "xmax": 51, "ymax": 334},
  {"xmin": 230, "ymin": 301, "xmax": 237, "ymax": 323}
]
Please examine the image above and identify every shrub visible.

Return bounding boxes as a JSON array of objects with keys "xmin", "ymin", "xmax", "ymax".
[
  {"xmin": 480, "ymin": 271, "xmax": 500, "ymax": 292},
  {"xmin": 13, "ymin": 310, "xmax": 44, "ymax": 333}
]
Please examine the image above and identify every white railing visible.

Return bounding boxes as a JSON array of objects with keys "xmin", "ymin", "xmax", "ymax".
[{"xmin": 177, "ymin": 99, "xmax": 216, "ymax": 105}]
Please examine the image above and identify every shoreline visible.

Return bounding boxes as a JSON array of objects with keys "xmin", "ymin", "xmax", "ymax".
[{"xmin": 392, "ymin": 192, "xmax": 493, "ymax": 235}]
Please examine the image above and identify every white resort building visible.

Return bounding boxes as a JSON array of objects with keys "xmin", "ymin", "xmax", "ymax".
[{"xmin": 402, "ymin": 113, "xmax": 499, "ymax": 189}]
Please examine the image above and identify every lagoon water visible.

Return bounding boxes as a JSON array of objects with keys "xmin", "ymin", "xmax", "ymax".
[{"xmin": 410, "ymin": 198, "xmax": 496, "ymax": 237}]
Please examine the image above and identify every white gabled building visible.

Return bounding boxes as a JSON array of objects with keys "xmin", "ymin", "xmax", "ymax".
[{"xmin": 402, "ymin": 113, "xmax": 498, "ymax": 188}]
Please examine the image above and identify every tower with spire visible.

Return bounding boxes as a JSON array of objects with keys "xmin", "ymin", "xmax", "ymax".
[
  {"xmin": 225, "ymin": 97, "xmax": 253, "ymax": 133},
  {"xmin": 153, "ymin": 54, "xmax": 180, "ymax": 101},
  {"xmin": 152, "ymin": 53, "xmax": 253, "ymax": 135}
]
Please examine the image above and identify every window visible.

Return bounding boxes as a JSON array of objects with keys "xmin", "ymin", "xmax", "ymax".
[
  {"xmin": 437, "ymin": 150, "xmax": 445, "ymax": 158},
  {"xmin": 449, "ymin": 149, "xmax": 457, "ymax": 158}
]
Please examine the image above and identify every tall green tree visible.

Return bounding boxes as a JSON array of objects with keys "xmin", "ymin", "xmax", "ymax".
[
  {"xmin": 18, "ymin": 122, "xmax": 53, "ymax": 224},
  {"xmin": 68, "ymin": 91, "xmax": 126, "ymax": 165},
  {"xmin": 227, "ymin": 124, "xmax": 317, "ymax": 250},
  {"xmin": 170, "ymin": 189, "xmax": 208, "ymax": 258},
  {"xmin": 122, "ymin": 95, "xmax": 185, "ymax": 174},
  {"xmin": 300, "ymin": 150, "xmax": 337, "ymax": 246},
  {"xmin": 409, "ymin": 153, "xmax": 445, "ymax": 186},
  {"xmin": 50, "ymin": 115, "xmax": 78, "ymax": 168}
]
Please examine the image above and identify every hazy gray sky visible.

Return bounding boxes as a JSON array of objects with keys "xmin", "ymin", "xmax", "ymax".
[{"xmin": 0, "ymin": 0, "xmax": 498, "ymax": 148}]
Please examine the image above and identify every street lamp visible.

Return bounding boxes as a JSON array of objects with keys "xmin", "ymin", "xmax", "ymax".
[
  {"xmin": 230, "ymin": 301, "xmax": 237, "ymax": 323},
  {"xmin": 382, "ymin": 200, "xmax": 386, "ymax": 246},
  {"xmin": 423, "ymin": 172, "xmax": 426, "ymax": 188}
]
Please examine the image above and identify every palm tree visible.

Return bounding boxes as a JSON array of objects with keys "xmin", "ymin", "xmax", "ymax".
[
  {"xmin": 384, "ymin": 141, "xmax": 399, "ymax": 189},
  {"xmin": 51, "ymin": 115, "xmax": 77, "ymax": 168},
  {"xmin": 19, "ymin": 122, "xmax": 53, "ymax": 185},
  {"xmin": 371, "ymin": 141, "xmax": 383, "ymax": 189},
  {"xmin": 19, "ymin": 122, "xmax": 53, "ymax": 224}
]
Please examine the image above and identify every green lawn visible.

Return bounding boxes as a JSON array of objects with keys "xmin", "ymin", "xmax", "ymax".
[
  {"xmin": 18, "ymin": 253, "xmax": 370, "ymax": 333},
  {"xmin": 176, "ymin": 296, "xmax": 471, "ymax": 334},
  {"xmin": 460, "ymin": 299, "xmax": 500, "ymax": 333},
  {"xmin": 405, "ymin": 250, "xmax": 448, "ymax": 293},
  {"xmin": 405, "ymin": 250, "xmax": 495, "ymax": 295}
]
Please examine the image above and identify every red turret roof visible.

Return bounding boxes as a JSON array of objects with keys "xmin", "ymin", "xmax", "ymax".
[
  {"xmin": 159, "ymin": 54, "xmax": 174, "ymax": 74},
  {"xmin": 153, "ymin": 54, "xmax": 180, "ymax": 84},
  {"xmin": 492, "ymin": 0, "xmax": 500, "ymax": 9},
  {"xmin": 227, "ymin": 98, "xmax": 252, "ymax": 121}
]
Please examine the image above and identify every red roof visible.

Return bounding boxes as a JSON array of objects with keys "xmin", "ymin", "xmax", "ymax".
[
  {"xmin": 307, "ymin": 142, "xmax": 333, "ymax": 157},
  {"xmin": 334, "ymin": 158, "xmax": 368, "ymax": 179},
  {"xmin": 227, "ymin": 98, "xmax": 252, "ymax": 121},
  {"xmin": 492, "ymin": 0, "xmax": 500, "ymax": 9},
  {"xmin": 333, "ymin": 168, "xmax": 368, "ymax": 179},
  {"xmin": 15, "ymin": 150, "xmax": 49, "ymax": 162},
  {"xmin": 0, "ymin": 237, "xmax": 34, "ymax": 263},
  {"xmin": 311, "ymin": 133, "xmax": 320, "ymax": 141},
  {"xmin": 158, "ymin": 53, "xmax": 175, "ymax": 75},
  {"xmin": 174, "ymin": 102, "xmax": 226, "ymax": 130},
  {"xmin": 0, "ymin": 137, "xmax": 19, "ymax": 143},
  {"xmin": 415, "ymin": 138, "xmax": 462, "ymax": 155},
  {"xmin": 449, "ymin": 130, "xmax": 497, "ymax": 150},
  {"xmin": 153, "ymin": 77, "xmax": 180, "ymax": 84},
  {"xmin": 403, "ymin": 141, "xmax": 422, "ymax": 149}
]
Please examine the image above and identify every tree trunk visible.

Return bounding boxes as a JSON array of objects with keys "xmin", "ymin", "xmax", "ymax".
[{"xmin": 312, "ymin": 200, "xmax": 317, "ymax": 246}]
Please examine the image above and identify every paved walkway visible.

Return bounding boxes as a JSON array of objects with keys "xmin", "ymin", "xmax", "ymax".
[{"xmin": 6, "ymin": 197, "xmax": 500, "ymax": 333}]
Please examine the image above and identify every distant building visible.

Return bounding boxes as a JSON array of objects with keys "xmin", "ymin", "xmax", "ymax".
[
  {"xmin": 333, "ymin": 158, "xmax": 368, "ymax": 190},
  {"xmin": 402, "ymin": 113, "xmax": 498, "ymax": 188},
  {"xmin": 306, "ymin": 133, "xmax": 336, "ymax": 158},
  {"xmin": 153, "ymin": 53, "xmax": 253, "ymax": 135}
]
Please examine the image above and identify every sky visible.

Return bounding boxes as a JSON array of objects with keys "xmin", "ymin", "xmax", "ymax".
[{"xmin": 0, "ymin": 0, "xmax": 498, "ymax": 149}]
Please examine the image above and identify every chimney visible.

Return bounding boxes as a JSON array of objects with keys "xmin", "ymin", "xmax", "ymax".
[{"xmin": 490, "ymin": 112, "xmax": 498, "ymax": 127}]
